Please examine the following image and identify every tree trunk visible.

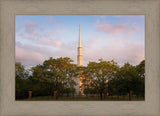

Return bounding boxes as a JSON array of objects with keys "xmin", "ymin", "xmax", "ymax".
[
  {"xmin": 100, "ymin": 92, "xmax": 103, "ymax": 100},
  {"xmin": 129, "ymin": 90, "xmax": 132, "ymax": 101},
  {"xmin": 104, "ymin": 93, "xmax": 107, "ymax": 99}
]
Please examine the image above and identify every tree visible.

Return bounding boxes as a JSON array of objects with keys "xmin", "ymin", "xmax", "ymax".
[
  {"xmin": 136, "ymin": 60, "xmax": 145, "ymax": 78},
  {"xmin": 81, "ymin": 59, "xmax": 119, "ymax": 100},
  {"xmin": 31, "ymin": 57, "xmax": 78, "ymax": 97},
  {"xmin": 16, "ymin": 62, "xmax": 29, "ymax": 79},
  {"xmin": 136, "ymin": 60, "xmax": 145, "ymax": 96},
  {"xmin": 15, "ymin": 62, "xmax": 30, "ymax": 99},
  {"xmin": 111, "ymin": 62, "xmax": 144, "ymax": 97}
]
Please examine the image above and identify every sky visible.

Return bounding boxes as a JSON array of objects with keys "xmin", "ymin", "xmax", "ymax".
[{"xmin": 15, "ymin": 15, "xmax": 145, "ymax": 68}]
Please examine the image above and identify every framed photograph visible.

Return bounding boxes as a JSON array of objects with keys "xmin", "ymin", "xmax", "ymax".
[{"xmin": 0, "ymin": 0, "xmax": 160, "ymax": 116}]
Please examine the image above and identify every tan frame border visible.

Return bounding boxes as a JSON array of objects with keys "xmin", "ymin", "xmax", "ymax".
[{"xmin": 0, "ymin": 0, "xmax": 160, "ymax": 116}]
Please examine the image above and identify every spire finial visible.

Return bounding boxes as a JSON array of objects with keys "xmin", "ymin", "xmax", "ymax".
[
  {"xmin": 77, "ymin": 24, "xmax": 83, "ymax": 66},
  {"xmin": 79, "ymin": 24, "xmax": 81, "ymax": 47}
]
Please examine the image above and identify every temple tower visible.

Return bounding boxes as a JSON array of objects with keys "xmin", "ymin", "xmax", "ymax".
[
  {"xmin": 74, "ymin": 25, "xmax": 83, "ymax": 95},
  {"xmin": 77, "ymin": 25, "xmax": 83, "ymax": 66}
]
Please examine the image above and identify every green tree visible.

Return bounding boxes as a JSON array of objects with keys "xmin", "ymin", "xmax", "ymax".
[
  {"xmin": 81, "ymin": 59, "xmax": 119, "ymax": 100},
  {"xmin": 31, "ymin": 57, "xmax": 78, "ymax": 97},
  {"xmin": 136, "ymin": 60, "xmax": 145, "ymax": 96},
  {"xmin": 136, "ymin": 60, "xmax": 145, "ymax": 78},
  {"xmin": 16, "ymin": 62, "xmax": 29, "ymax": 79},
  {"xmin": 111, "ymin": 62, "xmax": 144, "ymax": 97},
  {"xmin": 15, "ymin": 62, "xmax": 30, "ymax": 99}
]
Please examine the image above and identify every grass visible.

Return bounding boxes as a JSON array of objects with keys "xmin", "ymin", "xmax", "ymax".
[{"xmin": 17, "ymin": 95, "xmax": 144, "ymax": 101}]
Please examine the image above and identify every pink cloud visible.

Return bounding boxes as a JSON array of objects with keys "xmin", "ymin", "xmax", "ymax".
[
  {"xmin": 95, "ymin": 23, "xmax": 140, "ymax": 34},
  {"xmin": 83, "ymin": 38, "xmax": 144, "ymax": 66},
  {"xmin": 44, "ymin": 30, "xmax": 53, "ymax": 37},
  {"xmin": 106, "ymin": 42, "xmax": 144, "ymax": 65},
  {"xmin": 55, "ymin": 29, "xmax": 68, "ymax": 33},
  {"xmin": 46, "ymin": 16, "xmax": 63, "ymax": 27},
  {"xmin": 16, "ymin": 31, "xmax": 62, "ymax": 47},
  {"xmin": 91, "ymin": 38, "xmax": 103, "ymax": 42},
  {"xmin": 15, "ymin": 40, "xmax": 77, "ymax": 67},
  {"xmin": 25, "ymin": 20, "xmax": 42, "ymax": 36},
  {"xmin": 107, "ymin": 38, "xmax": 129, "ymax": 46},
  {"xmin": 16, "ymin": 46, "xmax": 46, "ymax": 66},
  {"xmin": 37, "ymin": 38, "xmax": 62, "ymax": 47},
  {"xmin": 15, "ymin": 32, "xmax": 144, "ymax": 67}
]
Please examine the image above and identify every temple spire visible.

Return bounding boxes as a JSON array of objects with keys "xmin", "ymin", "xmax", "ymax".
[
  {"xmin": 79, "ymin": 24, "xmax": 81, "ymax": 47},
  {"xmin": 77, "ymin": 24, "xmax": 83, "ymax": 66}
]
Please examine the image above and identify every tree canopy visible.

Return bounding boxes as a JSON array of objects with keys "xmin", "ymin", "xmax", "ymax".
[
  {"xmin": 81, "ymin": 59, "xmax": 119, "ymax": 99},
  {"xmin": 16, "ymin": 57, "xmax": 145, "ymax": 100}
]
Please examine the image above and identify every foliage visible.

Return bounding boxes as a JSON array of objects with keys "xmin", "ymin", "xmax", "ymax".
[
  {"xmin": 136, "ymin": 60, "xmax": 145, "ymax": 78},
  {"xmin": 31, "ymin": 57, "xmax": 78, "ymax": 95},
  {"xmin": 16, "ymin": 57, "xmax": 78, "ymax": 99},
  {"xmin": 109, "ymin": 62, "xmax": 144, "ymax": 97},
  {"xmin": 81, "ymin": 59, "xmax": 119, "ymax": 99},
  {"xmin": 16, "ymin": 62, "xmax": 30, "ymax": 99},
  {"xmin": 16, "ymin": 62, "xmax": 29, "ymax": 79},
  {"xmin": 15, "ymin": 58, "xmax": 145, "ymax": 100}
]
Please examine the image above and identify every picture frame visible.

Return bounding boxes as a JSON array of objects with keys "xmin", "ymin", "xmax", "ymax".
[{"xmin": 0, "ymin": 0, "xmax": 159, "ymax": 116}]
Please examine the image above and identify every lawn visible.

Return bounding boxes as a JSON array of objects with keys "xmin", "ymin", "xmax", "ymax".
[{"xmin": 17, "ymin": 95, "xmax": 144, "ymax": 101}]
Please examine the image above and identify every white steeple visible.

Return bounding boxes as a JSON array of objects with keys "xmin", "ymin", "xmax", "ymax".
[
  {"xmin": 77, "ymin": 25, "xmax": 83, "ymax": 66},
  {"xmin": 79, "ymin": 25, "xmax": 82, "ymax": 47}
]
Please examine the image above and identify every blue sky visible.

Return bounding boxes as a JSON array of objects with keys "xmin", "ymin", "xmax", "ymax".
[{"xmin": 15, "ymin": 15, "xmax": 145, "ymax": 68}]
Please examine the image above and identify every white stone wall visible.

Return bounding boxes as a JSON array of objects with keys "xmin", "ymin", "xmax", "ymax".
[
  {"xmin": 77, "ymin": 47, "xmax": 83, "ymax": 66},
  {"xmin": 73, "ymin": 77, "xmax": 80, "ymax": 96}
]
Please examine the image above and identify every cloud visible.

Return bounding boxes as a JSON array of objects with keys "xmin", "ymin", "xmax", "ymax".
[
  {"xmin": 16, "ymin": 19, "xmax": 64, "ymax": 48},
  {"xmin": 95, "ymin": 23, "xmax": 139, "ymax": 34},
  {"xmin": 16, "ymin": 33, "xmax": 24, "ymax": 37},
  {"xmin": 37, "ymin": 38, "xmax": 62, "ymax": 47},
  {"xmin": 24, "ymin": 20, "xmax": 43, "ymax": 37},
  {"xmin": 16, "ymin": 29, "xmax": 144, "ymax": 67},
  {"xmin": 15, "ymin": 40, "xmax": 77, "ymax": 67},
  {"xmin": 95, "ymin": 18, "xmax": 140, "ymax": 35},
  {"xmin": 15, "ymin": 36, "xmax": 144, "ymax": 67},
  {"xmin": 83, "ymin": 38, "xmax": 144, "ymax": 66},
  {"xmin": 44, "ymin": 30, "xmax": 53, "ymax": 37},
  {"xmin": 16, "ymin": 46, "xmax": 46, "ymax": 66},
  {"xmin": 55, "ymin": 29, "xmax": 67, "ymax": 33},
  {"xmin": 91, "ymin": 38, "xmax": 103, "ymax": 42},
  {"xmin": 16, "ymin": 32, "xmax": 62, "ymax": 47},
  {"xmin": 46, "ymin": 16, "xmax": 63, "ymax": 27},
  {"xmin": 105, "ymin": 42, "xmax": 144, "ymax": 65},
  {"xmin": 15, "ymin": 15, "xmax": 144, "ymax": 68}
]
